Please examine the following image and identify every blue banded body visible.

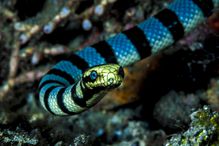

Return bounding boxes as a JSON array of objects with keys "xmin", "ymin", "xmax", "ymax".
[{"xmin": 38, "ymin": 0, "xmax": 219, "ymax": 116}]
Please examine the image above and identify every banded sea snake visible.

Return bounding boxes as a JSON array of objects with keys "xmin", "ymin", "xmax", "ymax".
[{"xmin": 38, "ymin": 0, "xmax": 219, "ymax": 116}]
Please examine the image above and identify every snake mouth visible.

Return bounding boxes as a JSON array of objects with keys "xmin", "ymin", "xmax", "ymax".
[{"xmin": 111, "ymin": 83, "xmax": 121, "ymax": 88}]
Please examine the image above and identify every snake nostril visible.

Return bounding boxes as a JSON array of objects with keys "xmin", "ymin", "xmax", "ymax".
[{"xmin": 118, "ymin": 66, "xmax": 124, "ymax": 78}]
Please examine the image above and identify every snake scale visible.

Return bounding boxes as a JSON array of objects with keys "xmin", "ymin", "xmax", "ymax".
[{"xmin": 38, "ymin": 0, "xmax": 219, "ymax": 116}]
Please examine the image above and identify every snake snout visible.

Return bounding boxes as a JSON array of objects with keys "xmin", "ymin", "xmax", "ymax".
[{"xmin": 118, "ymin": 66, "xmax": 124, "ymax": 78}]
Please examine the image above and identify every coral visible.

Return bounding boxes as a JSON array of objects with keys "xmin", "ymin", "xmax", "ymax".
[
  {"xmin": 153, "ymin": 91, "xmax": 200, "ymax": 130},
  {"xmin": 0, "ymin": 128, "xmax": 39, "ymax": 145},
  {"xmin": 165, "ymin": 106, "xmax": 219, "ymax": 146},
  {"xmin": 200, "ymin": 78, "xmax": 219, "ymax": 111}
]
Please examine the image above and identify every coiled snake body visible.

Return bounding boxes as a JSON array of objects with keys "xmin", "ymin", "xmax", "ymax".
[{"xmin": 39, "ymin": 0, "xmax": 219, "ymax": 115}]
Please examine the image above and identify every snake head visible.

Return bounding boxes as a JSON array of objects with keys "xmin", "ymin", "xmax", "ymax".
[{"xmin": 82, "ymin": 64, "xmax": 124, "ymax": 91}]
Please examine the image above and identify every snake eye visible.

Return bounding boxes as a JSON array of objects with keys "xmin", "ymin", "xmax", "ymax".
[{"xmin": 89, "ymin": 70, "xmax": 98, "ymax": 81}]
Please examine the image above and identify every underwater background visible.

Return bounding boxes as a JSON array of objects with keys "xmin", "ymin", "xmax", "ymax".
[{"xmin": 1, "ymin": 0, "xmax": 219, "ymax": 145}]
